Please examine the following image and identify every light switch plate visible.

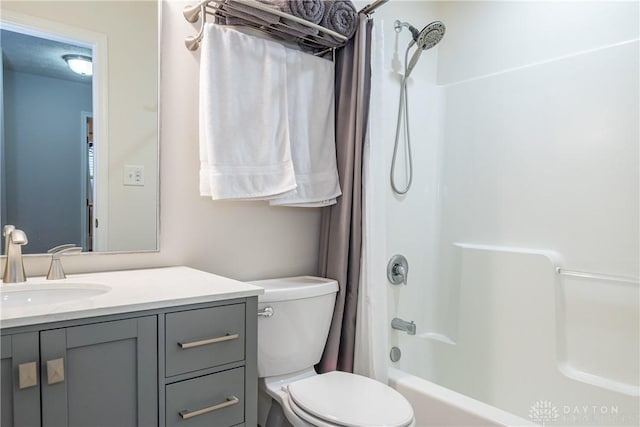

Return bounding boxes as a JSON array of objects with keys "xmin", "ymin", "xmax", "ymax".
[{"xmin": 124, "ymin": 165, "xmax": 145, "ymax": 186}]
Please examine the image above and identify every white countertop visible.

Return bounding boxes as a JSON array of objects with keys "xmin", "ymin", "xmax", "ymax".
[{"xmin": 0, "ymin": 266, "xmax": 264, "ymax": 329}]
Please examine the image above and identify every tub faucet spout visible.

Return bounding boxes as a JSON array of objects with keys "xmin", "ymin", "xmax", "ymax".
[
  {"xmin": 391, "ymin": 317, "xmax": 416, "ymax": 335},
  {"xmin": 2, "ymin": 225, "xmax": 28, "ymax": 283}
]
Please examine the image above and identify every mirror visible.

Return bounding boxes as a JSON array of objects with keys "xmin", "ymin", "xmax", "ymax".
[{"xmin": 0, "ymin": 1, "xmax": 159, "ymax": 255}]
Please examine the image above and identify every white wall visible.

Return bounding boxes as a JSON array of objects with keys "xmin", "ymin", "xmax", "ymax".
[{"xmin": 17, "ymin": 0, "xmax": 322, "ymax": 281}]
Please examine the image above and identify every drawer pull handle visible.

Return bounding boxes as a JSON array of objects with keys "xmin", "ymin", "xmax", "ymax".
[
  {"xmin": 179, "ymin": 395, "xmax": 239, "ymax": 420},
  {"xmin": 178, "ymin": 333, "xmax": 239, "ymax": 349}
]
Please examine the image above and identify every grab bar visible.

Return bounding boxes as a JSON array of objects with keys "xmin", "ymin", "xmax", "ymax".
[{"xmin": 556, "ymin": 268, "xmax": 639, "ymax": 285}]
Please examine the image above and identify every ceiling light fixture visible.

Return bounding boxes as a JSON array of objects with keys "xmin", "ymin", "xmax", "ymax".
[{"xmin": 63, "ymin": 54, "xmax": 93, "ymax": 76}]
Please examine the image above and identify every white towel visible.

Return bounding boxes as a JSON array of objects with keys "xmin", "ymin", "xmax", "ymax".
[
  {"xmin": 269, "ymin": 48, "xmax": 341, "ymax": 207},
  {"xmin": 199, "ymin": 23, "xmax": 297, "ymax": 200}
]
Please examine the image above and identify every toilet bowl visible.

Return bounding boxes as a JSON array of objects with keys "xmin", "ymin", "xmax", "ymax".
[{"xmin": 251, "ymin": 276, "xmax": 414, "ymax": 427}]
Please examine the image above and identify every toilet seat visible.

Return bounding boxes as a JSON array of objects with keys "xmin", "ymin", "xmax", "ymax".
[
  {"xmin": 285, "ymin": 371, "xmax": 414, "ymax": 427},
  {"xmin": 287, "ymin": 395, "xmax": 339, "ymax": 427}
]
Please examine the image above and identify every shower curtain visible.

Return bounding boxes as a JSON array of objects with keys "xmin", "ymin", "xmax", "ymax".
[
  {"xmin": 354, "ymin": 18, "xmax": 388, "ymax": 384},
  {"xmin": 317, "ymin": 14, "xmax": 373, "ymax": 374}
]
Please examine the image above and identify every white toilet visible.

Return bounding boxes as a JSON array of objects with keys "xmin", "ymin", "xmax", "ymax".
[{"xmin": 251, "ymin": 276, "xmax": 414, "ymax": 427}]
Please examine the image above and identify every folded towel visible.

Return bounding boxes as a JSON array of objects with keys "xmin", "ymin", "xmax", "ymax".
[
  {"xmin": 199, "ymin": 24, "xmax": 296, "ymax": 200},
  {"xmin": 221, "ymin": 0, "xmax": 280, "ymax": 26},
  {"xmin": 270, "ymin": 48, "xmax": 341, "ymax": 207},
  {"xmin": 271, "ymin": 0, "xmax": 324, "ymax": 24},
  {"xmin": 321, "ymin": 0, "xmax": 357, "ymax": 39},
  {"xmin": 269, "ymin": 0, "xmax": 324, "ymax": 37}
]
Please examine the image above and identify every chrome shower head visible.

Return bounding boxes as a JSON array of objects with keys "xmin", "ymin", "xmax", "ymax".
[
  {"xmin": 395, "ymin": 20, "xmax": 446, "ymax": 78},
  {"xmin": 414, "ymin": 21, "xmax": 446, "ymax": 50},
  {"xmin": 395, "ymin": 20, "xmax": 446, "ymax": 50}
]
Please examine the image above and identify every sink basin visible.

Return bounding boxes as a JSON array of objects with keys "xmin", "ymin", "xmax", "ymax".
[{"xmin": 1, "ymin": 282, "xmax": 111, "ymax": 309}]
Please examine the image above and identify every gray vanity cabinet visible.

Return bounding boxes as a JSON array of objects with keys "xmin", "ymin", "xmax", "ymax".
[
  {"xmin": 1, "ymin": 333, "xmax": 41, "ymax": 427},
  {"xmin": 40, "ymin": 317, "xmax": 158, "ymax": 427},
  {"xmin": 1, "ymin": 296, "xmax": 258, "ymax": 427},
  {"xmin": 0, "ymin": 317, "xmax": 157, "ymax": 427}
]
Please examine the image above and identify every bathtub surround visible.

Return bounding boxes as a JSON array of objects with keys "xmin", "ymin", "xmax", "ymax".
[
  {"xmin": 317, "ymin": 14, "xmax": 372, "ymax": 374},
  {"xmin": 364, "ymin": 0, "xmax": 639, "ymax": 424}
]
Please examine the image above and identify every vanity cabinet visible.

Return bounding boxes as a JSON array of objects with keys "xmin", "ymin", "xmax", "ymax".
[
  {"xmin": 0, "ymin": 297, "xmax": 258, "ymax": 427},
  {"xmin": 1, "ymin": 317, "xmax": 157, "ymax": 427},
  {"xmin": 1, "ymin": 332, "xmax": 40, "ymax": 427}
]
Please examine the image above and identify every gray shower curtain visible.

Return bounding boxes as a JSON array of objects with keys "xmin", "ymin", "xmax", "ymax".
[{"xmin": 317, "ymin": 14, "xmax": 373, "ymax": 374}]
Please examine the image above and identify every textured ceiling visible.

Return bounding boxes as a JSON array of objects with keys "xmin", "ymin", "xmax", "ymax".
[{"xmin": 1, "ymin": 29, "xmax": 92, "ymax": 84}]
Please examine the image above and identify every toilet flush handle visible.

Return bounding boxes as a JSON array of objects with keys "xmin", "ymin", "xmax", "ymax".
[{"xmin": 257, "ymin": 306, "xmax": 274, "ymax": 318}]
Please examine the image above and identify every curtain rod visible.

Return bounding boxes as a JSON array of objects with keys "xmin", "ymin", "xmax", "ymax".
[{"xmin": 359, "ymin": 0, "xmax": 390, "ymax": 16}]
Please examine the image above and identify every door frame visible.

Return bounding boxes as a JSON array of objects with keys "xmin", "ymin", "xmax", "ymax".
[{"xmin": 1, "ymin": 10, "xmax": 109, "ymax": 251}]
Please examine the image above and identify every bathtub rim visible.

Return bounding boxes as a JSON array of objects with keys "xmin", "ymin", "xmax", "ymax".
[{"xmin": 388, "ymin": 367, "xmax": 536, "ymax": 427}]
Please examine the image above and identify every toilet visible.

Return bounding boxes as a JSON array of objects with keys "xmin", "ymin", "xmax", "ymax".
[{"xmin": 251, "ymin": 276, "xmax": 414, "ymax": 427}]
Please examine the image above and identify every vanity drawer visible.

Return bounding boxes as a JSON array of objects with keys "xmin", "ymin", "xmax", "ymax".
[
  {"xmin": 165, "ymin": 304, "xmax": 245, "ymax": 377},
  {"xmin": 166, "ymin": 367, "xmax": 244, "ymax": 427}
]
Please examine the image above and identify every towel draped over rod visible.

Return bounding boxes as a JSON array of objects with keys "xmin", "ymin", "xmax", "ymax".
[{"xmin": 183, "ymin": 0, "xmax": 349, "ymax": 53}]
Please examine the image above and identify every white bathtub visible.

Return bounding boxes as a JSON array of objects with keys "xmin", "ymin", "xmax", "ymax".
[
  {"xmin": 389, "ymin": 368, "xmax": 534, "ymax": 427},
  {"xmin": 387, "ymin": 245, "xmax": 639, "ymax": 426}
]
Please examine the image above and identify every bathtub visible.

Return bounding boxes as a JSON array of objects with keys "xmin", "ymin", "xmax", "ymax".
[
  {"xmin": 389, "ymin": 368, "xmax": 533, "ymax": 427},
  {"xmin": 387, "ymin": 246, "xmax": 639, "ymax": 426}
]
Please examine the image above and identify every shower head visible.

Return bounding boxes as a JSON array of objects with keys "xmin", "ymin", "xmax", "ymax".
[
  {"xmin": 394, "ymin": 20, "xmax": 446, "ymax": 78},
  {"xmin": 395, "ymin": 20, "xmax": 446, "ymax": 50},
  {"xmin": 413, "ymin": 21, "xmax": 446, "ymax": 50}
]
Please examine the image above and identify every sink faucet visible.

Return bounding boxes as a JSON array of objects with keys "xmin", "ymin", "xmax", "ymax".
[
  {"xmin": 2, "ymin": 225, "xmax": 28, "ymax": 283},
  {"xmin": 47, "ymin": 244, "xmax": 82, "ymax": 280},
  {"xmin": 391, "ymin": 317, "xmax": 416, "ymax": 335}
]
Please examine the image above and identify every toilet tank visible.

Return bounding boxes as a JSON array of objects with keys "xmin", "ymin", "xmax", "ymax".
[{"xmin": 250, "ymin": 276, "xmax": 338, "ymax": 378}]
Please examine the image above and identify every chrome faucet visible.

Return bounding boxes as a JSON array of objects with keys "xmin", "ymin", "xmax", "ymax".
[
  {"xmin": 2, "ymin": 225, "xmax": 28, "ymax": 283},
  {"xmin": 47, "ymin": 244, "xmax": 82, "ymax": 280},
  {"xmin": 391, "ymin": 317, "xmax": 416, "ymax": 335}
]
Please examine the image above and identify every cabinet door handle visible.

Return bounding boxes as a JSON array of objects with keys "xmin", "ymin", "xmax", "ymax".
[
  {"xmin": 18, "ymin": 361, "xmax": 38, "ymax": 389},
  {"xmin": 178, "ymin": 333, "xmax": 239, "ymax": 349},
  {"xmin": 179, "ymin": 395, "xmax": 239, "ymax": 420},
  {"xmin": 46, "ymin": 358, "xmax": 65, "ymax": 385}
]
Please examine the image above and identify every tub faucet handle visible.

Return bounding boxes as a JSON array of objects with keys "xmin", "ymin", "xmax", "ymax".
[{"xmin": 387, "ymin": 255, "xmax": 409, "ymax": 285}]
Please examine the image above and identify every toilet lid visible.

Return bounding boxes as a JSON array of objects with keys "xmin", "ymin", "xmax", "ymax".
[{"xmin": 287, "ymin": 371, "xmax": 414, "ymax": 427}]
